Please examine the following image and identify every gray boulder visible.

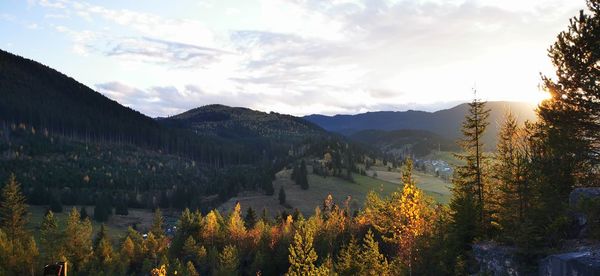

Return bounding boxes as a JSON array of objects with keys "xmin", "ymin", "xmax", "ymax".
[{"xmin": 539, "ymin": 249, "xmax": 600, "ymax": 275}]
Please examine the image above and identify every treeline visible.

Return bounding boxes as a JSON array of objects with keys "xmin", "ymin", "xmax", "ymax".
[
  {"xmin": 0, "ymin": 125, "xmax": 277, "ymax": 216},
  {"xmin": 0, "ymin": 157, "xmax": 450, "ymax": 275}
]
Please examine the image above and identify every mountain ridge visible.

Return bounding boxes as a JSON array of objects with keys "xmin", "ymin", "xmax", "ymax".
[{"xmin": 304, "ymin": 101, "xmax": 538, "ymax": 148}]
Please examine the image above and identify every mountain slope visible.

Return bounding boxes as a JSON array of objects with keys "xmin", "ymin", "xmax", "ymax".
[
  {"xmin": 159, "ymin": 104, "xmax": 326, "ymax": 141},
  {"xmin": 350, "ymin": 129, "xmax": 460, "ymax": 157},
  {"xmin": 0, "ymin": 49, "xmax": 162, "ymax": 146},
  {"xmin": 305, "ymin": 101, "xmax": 538, "ymax": 147}
]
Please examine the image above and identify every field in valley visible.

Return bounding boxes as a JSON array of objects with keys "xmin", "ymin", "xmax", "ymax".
[{"xmin": 219, "ymin": 165, "xmax": 452, "ymax": 217}]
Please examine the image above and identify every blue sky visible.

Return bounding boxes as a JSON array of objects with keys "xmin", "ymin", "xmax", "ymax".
[{"xmin": 0, "ymin": 0, "xmax": 586, "ymax": 116}]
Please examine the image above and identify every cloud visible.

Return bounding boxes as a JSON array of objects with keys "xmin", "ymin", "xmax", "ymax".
[
  {"xmin": 30, "ymin": 0, "xmax": 585, "ymax": 116},
  {"xmin": 105, "ymin": 37, "xmax": 234, "ymax": 68}
]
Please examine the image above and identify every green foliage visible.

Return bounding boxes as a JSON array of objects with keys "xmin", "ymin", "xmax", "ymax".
[
  {"xmin": 40, "ymin": 210, "xmax": 62, "ymax": 263},
  {"xmin": 244, "ymin": 207, "xmax": 257, "ymax": 229},
  {"xmin": 217, "ymin": 245, "xmax": 239, "ymax": 276},
  {"xmin": 449, "ymin": 98, "xmax": 491, "ymax": 254},
  {"xmin": 359, "ymin": 229, "xmax": 390, "ymax": 276},
  {"xmin": 286, "ymin": 223, "xmax": 329, "ymax": 276},
  {"xmin": 335, "ymin": 237, "xmax": 361, "ymax": 275},
  {"xmin": 64, "ymin": 207, "xmax": 93, "ymax": 272},
  {"xmin": 0, "ymin": 174, "xmax": 28, "ymax": 240}
]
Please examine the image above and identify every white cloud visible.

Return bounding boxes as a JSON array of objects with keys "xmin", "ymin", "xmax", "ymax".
[{"xmin": 28, "ymin": 0, "xmax": 587, "ymax": 116}]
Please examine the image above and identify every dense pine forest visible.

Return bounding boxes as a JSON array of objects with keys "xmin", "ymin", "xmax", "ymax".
[{"xmin": 0, "ymin": 0, "xmax": 599, "ymax": 275}]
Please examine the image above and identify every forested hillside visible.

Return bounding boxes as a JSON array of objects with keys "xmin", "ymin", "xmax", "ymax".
[
  {"xmin": 305, "ymin": 101, "xmax": 537, "ymax": 148},
  {"xmin": 350, "ymin": 129, "xmax": 460, "ymax": 157}
]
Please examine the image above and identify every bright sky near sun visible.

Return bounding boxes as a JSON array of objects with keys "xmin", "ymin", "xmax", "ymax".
[{"xmin": 0, "ymin": 0, "xmax": 586, "ymax": 117}]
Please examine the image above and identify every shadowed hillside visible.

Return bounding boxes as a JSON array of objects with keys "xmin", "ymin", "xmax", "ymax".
[{"xmin": 305, "ymin": 101, "xmax": 537, "ymax": 148}]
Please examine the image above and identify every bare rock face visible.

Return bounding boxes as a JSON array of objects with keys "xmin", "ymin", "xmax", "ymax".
[
  {"xmin": 472, "ymin": 243, "xmax": 524, "ymax": 276},
  {"xmin": 539, "ymin": 249, "xmax": 600, "ymax": 275}
]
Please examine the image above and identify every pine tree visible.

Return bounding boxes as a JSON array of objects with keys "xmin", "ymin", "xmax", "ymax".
[
  {"xmin": 120, "ymin": 236, "xmax": 135, "ymax": 272},
  {"xmin": 279, "ymin": 186, "xmax": 287, "ymax": 205},
  {"xmin": 40, "ymin": 210, "xmax": 62, "ymax": 263},
  {"xmin": 151, "ymin": 208, "xmax": 165, "ymax": 239},
  {"xmin": 64, "ymin": 207, "xmax": 93, "ymax": 272},
  {"xmin": 0, "ymin": 174, "xmax": 28, "ymax": 242},
  {"xmin": 217, "ymin": 244, "xmax": 239, "ymax": 276},
  {"xmin": 94, "ymin": 224, "xmax": 114, "ymax": 271},
  {"xmin": 286, "ymin": 224, "xmax": 329, "ymax": 276},
  {"xmin": 541, "ymin": 0, "xmax": 600, "ymax": 166},
  {"xmin": 450, "ymin": 96, "xmax": 490, "ymax": 250},
  {"xmin": 186, "ymin": 260, "xmax": 199, "ymax": 276},
  {"xmin": 335, "ymin": 236, "xmax": 361, "ymax": 275},
  {"xmin": 493, "ymin": 111, "xmax": 531, "ymax": 240},
  {"xmin": 529, "ymin": 0, "xmax": 600, "ymax": 243},
  {"xmin": 244, "ymin": 207, "xmax": 257, "ymax": 229},
  {"xmin": 299, "ymin": 160, "xmax": 309, "ymax": 190},
  {"xmin": 359, "ymin": 229, "xmax": 390, "ymax": 276}
]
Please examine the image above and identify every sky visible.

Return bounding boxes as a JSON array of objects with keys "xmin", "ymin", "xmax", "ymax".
[{"xmin": 0, "ymin": 0, "xmax": 587, "ymax": 117}]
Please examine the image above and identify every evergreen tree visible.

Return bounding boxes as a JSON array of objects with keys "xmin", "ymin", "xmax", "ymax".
[
  {"xmin": 286, "ymin": 224, "xmax": 329, "ymax": 276},
  {"xmin": 186, "ymin": 260, "xmax": 199, "ymax": 276},
  {"xmin": 120, "ymin": 236, "xmax": 135, "ymax": 273},
  {"xmin": 216, "ymin": 245, "xmax": 239, "ymax": 276},
  {"xmin": 279, "ymin": 186, "xmax": 287, "ymax": 205},
  {"xmin": 0, "ymin": 174, "xmax": 28, "ymax": 241},
  {"xmin": 93, "ymin": 224, "xmax": 115, "ymax": 272},
  {"xmin": 529, "ymin": 0, "xmax": 600, "ymax": 244},
  {"xmin": 299, "ymin": 160, "xmax": 309, "ymax": 190},
  {"xmin": 359, "ymin": 229, "xmax": 390, "ymax": 276},
  {"xmin": 449, "ymin": 97, "xmax": 490, "ymax": 252},
  {"xmin": 40, "ymin": 210, "xmax": 62, "ymax": 264},
  {"xmin": 541, "ymin": 0, "xmax": 600, "ymax": 166},
  {"xmin": 94, "ymin": 193, "xmax": 113, "ymax": 222},
  {"xmin": 335, "ymin": 236, "xmax": 361, "ymax": 275},
  {"xmin": 64, "ymin": 207, "xmax": 93, "ymax": 273},
  {"xmin": 244, "ymin": 207, "xmax": 257, "ymax": 229},
  {"xmin": 151, "ymin": 208, "xmax": 165, "ymax": 239},
  {"xmin": 493, "ymin": 111, "xmax": 530, "ymax": 240}
]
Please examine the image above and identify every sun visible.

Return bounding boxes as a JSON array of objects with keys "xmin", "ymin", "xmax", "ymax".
[{"xmin": 530, "ymin": 87, "xmax": 552, "ymax": 105}]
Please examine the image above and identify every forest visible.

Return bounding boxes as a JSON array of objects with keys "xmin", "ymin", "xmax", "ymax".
[{"xmin": 0, "ymin": 0, "xmax": 599, "ymax": 275}]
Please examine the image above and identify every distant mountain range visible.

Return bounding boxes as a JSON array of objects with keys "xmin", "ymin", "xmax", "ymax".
[{"xmin": 305, "ymin": 101, "xmax": 538, "ymax": 149}]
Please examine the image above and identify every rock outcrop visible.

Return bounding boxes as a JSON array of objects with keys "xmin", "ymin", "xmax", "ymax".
[
  {"xmin": 472, "ymin": 243, "xmax": 524, "ymax": 275},
  {"xmin": 539, "ymin": 249, "xmax": 600, "ymax": 275}
]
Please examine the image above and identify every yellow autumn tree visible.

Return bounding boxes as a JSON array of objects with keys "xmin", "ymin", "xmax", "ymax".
[
  {"xmin": 202, "ymin": 210, "xmax": 221, "ymax": 246},
  {"xmin": 227, "ymin": 202, "xmax": 247, "ymax": 242},
  {"xmin": 370, "ymin": 158, "xmax": 432, "ymax": 276}
]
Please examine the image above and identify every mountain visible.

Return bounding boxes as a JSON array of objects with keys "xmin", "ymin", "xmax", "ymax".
[
  {"xmin": 0, "ymin": 49, "xmax": 288, "ymax": 166},
  {"xmin": 0, "ymin": 49, "xmax": 335, "ymax": 210},
  {"xmin": 305, "ymin": 101, "xmax": 538, "ymax": 148},
  {"xmin": 159, "ymin": 104, "xmax": 326, "ymax": 141},
  {"xmin": 0, "ymin": 49, "xmax": 162, "ymax": 146},
  {"xmin": 350, "ymin": 129, "xmax": 460, "ymax": 157}
]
